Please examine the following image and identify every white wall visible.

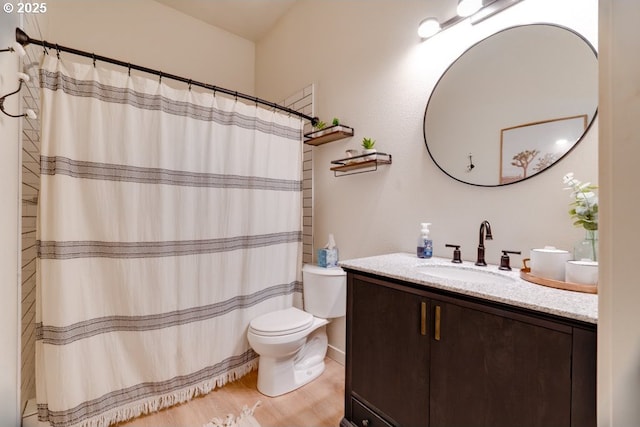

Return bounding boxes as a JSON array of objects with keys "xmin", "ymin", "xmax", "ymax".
[
  {"xmin": 256, "ymin": 0, "xmax": 598, "ymax": 366},
  {"xmin": 598, "ymin": 1, "xmax": 640, "ymax": 425},
  {"xmin": 42, "ymin": 0, "xmax": 256, "ymax": 94},
  {"xmin": 257, "ymin": 0, "xmax": 597, "ymax": 265},
  {"xmin": 0, "ymin": 11, "xmax": 23, "ymax": 427}
]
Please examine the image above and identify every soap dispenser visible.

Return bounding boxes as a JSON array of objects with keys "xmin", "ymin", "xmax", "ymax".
[{"xmin": 417, "ymin": 223, "xmax": 433, "ymax": 259}]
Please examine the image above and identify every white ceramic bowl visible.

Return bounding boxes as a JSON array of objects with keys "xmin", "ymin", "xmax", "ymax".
[
  {"xmin": 530, "ymin": 246, "xmax": 572, "ymax": 281},
  {"xmin": 565, "ymin": 260, "xmax": 598, "ymax": 286}
]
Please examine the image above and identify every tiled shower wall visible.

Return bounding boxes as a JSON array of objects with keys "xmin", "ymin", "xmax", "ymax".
[
  {"xmin": 281, "ymin": 84, "xmax": 315, "ymax": 265},
  {"xmin": 20, "ymin": 16, "xmax": 42, "ymax": 410}
]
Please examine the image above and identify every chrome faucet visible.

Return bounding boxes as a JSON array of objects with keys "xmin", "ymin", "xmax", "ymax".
[{"xmin": 475, "ymin": 220, "xmax": 493, "ymax": 266}]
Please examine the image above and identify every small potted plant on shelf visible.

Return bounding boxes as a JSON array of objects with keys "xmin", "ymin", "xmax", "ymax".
[
  {"xmin": 310, "ymin": 119, "xmax": 327, "ymax": 137},
  {"xmin": 361, "ymin": 137, "xmax": 377, "ymax": 160}
]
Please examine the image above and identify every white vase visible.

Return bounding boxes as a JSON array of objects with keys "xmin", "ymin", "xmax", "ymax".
[
  {"xmin": 345, "ymin": 149, "xmax": 360, "ymax": 164},
  {"xmin": 362, "ymin": 148, "xmax": 377, "ymax": 161}
]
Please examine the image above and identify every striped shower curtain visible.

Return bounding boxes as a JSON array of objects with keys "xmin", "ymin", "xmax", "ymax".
[{"xmin": 35, "ymin": 55, "xmax": 303, "ymax": 427}]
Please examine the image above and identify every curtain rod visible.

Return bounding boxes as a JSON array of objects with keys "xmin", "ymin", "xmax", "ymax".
[{"xmin": 15, "ymin": 28, "xmax": 318, "ymax": 126}]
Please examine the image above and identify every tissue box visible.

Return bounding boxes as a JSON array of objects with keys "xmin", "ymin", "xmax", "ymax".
[{"xmin": 317, "ymin": 248, "xmax": 339, "ymax": 268}]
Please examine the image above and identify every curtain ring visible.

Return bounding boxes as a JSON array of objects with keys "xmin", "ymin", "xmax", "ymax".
[
  {"xmin": 55, "ymin": 44, "xmax": 60, "ymax": 59},
  {"xmin": 41, "ymin": 40, "xmax": 48, "ymax": 55},
  {"xmin": 159, "ymin": 72, "xmax": 162, "ymax": 84},
  {"xmin": 127, "ymin": 63, "xmax": 131, "ymax": 77},
  {"xmin": 188, "ymin": 79, "xmax": 192, "ymax": 91},
  {"xmin": 234, "ymin": 91, "xmax": 238, "ymax": 101},
  {"xmin": 92, "ymin": 53, "xmax": 96, "ymax": 68}
]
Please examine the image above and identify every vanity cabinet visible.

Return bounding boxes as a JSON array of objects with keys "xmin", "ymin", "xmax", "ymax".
[
  {"xmin": 343, "ymin": 272, "xmax": 596, "ymax": 427},
  {"xmin": 429, "ymin": 298, "xmax": 572, "ymax": 426},
  {"xmin": 350, "ymin": 274, "xmax": 429, "ymax": 426}
]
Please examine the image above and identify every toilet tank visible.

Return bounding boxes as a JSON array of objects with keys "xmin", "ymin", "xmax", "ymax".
[{"xmin": 302, "ymin": 264, "xmax": 346, "ymax": 319}]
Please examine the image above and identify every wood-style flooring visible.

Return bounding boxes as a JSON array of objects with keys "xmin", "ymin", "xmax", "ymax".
[{"xmin": 116, "ymin": 358, "xmax": 345, "ymax": 427}]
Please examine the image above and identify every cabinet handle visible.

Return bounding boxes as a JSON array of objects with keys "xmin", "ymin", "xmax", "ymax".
[
  {"xmin": 420, "ymin": 302, "xmax": 427, "ymax": 336},
  {"xmin": 434, "ymin": 305, "xmax": 441, "ymax": 341}
]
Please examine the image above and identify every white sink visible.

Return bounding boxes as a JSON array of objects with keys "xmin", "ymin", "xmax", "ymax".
[{"xmin": 417, "ymin": 264, "xmax": 515, "ymax": 285}]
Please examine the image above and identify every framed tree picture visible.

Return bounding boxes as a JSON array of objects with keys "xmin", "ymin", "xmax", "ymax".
[{"xmin": 499, "ymin": 114, "xmax": 587, "ymax": 184}]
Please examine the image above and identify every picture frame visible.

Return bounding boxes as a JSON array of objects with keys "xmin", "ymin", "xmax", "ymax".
[{"xmin": 499, "ymin": 114, "xmax": 588, "ymax": 184}]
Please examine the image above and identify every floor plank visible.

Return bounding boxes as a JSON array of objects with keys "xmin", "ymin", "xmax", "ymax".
[{"xmin": 116, "ymin": 358, "xmax": 345, "ymax": 427}]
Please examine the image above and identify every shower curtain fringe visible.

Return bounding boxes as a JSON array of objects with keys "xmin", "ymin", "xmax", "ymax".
[
  {"xmin": 43, "ymin": 360, "xmax": 259, "ymax": 427},
  {"xmin": 14, "ymin": 27, "xmax": 318, "ymax": 126}
]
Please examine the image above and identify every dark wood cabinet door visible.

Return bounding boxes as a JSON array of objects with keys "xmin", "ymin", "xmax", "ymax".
[
  {"xmin": 429, "ymin": 300, "xmax": 573, "ymax": 427},
  {"xmin": 571, "ymin": 327, "xmax": 597, "ymax": 427},
  {"xmin": 350, "ymin": 276, "xmax": 429, "ymax": 426}
]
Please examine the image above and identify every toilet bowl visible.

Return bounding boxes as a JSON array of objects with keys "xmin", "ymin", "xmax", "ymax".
[{"xmin": 247, "ymin": 264, "xmax": 346, "ymax": 397}]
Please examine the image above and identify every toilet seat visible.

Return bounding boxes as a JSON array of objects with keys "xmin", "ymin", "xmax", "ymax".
[{"xmin": 249, "ymin": 307, "xmax": 313, "ymax": 337}]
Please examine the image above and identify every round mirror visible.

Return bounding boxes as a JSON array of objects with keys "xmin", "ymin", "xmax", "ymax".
[{"xmin": 423, "ymin": 24, "xmax": 598, "ymax": 187}]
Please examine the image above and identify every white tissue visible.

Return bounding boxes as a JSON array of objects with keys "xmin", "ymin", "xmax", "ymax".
[
  {"xmin": 318, "ymin": 234, "xmax": 338, "ymax": 267},
  {"xmin": 326, "ymin": 234, "xmax": 336, "ymax": 249}
]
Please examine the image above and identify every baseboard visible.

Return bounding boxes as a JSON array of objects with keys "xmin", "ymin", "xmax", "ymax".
[{"xmin": 327, "ymin": 344, "xmax": 345, "ymax": 365}]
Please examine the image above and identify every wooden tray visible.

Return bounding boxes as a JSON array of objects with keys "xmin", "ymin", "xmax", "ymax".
[{"xmin": 520, "ymin": 267, "xmax": 597, "ymax": 294}]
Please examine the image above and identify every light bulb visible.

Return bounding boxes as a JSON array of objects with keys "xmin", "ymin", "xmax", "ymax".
[
  {"xmin": 457, "ymin": 0, "xmax": 482, "ymax": 17},
  {"xmin": 418, "ymin": 18, "xmax": 441, "ymax": 39},
  {"xmin": 17, "ymin": 72, "xmax": 30, "ymax": 82},
  {"xmin": 25, "ymin": 109, "xmax": 37, "ymax": 120}
]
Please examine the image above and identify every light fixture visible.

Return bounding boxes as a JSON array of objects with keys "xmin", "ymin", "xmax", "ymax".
[
  {"xmin": 457, "ymin": 0, "xmax": 483, "ymax": 18},
  {"xmin": 418, "ymin": 18, "xmax": 441, "ymax": 39},
  {"xmin": 418, "ymin": 0, "xmax": 524, "ymax": 40}
]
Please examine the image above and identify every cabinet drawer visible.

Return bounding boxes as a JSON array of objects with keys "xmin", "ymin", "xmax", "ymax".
[{"xmin": 352, "ymin": 398, "xmax": 393, "ymax": 427}]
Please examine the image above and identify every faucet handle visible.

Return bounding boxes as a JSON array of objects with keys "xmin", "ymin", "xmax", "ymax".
[
  {"xmin": 499, "ymin": 250, "xmax": 521, "ymax": 271},
  {"xmin": 445, "ymin": 244, "xmax": 462, "ymax": 263}
]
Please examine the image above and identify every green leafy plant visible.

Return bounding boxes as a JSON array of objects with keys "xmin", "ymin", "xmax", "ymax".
[
  {"xmin": 361, "ymin": 137, "xmax": 376, "ymax": 150},
  {"xmin": 563, "ymin": 172, "xmax": 598, "ymax": 231},
  {"xmin": 332, "ymin": 117, "xmax": 340, "ymax": 126},
  {"xmin": 313, "ymin": 120, "xmax": 326, "ymax": 130}
]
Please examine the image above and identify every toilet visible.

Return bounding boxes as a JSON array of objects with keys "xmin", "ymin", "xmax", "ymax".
[{"xmin": 247, "ymin": 264, "xmax": 346, "ymax": 397}]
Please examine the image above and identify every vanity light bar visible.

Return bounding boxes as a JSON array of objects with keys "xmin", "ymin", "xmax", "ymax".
[
  {"xmin": 470, "ymin": 0, "xmax": 524, "ymax": 25},
  {"xmin": 418, "ymin": 0, "xmax": 524, "ymax": 40}
]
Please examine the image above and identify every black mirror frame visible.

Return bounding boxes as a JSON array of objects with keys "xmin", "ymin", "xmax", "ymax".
[{"xmin": 423, "ymin": 23, "xmax": 598, "ymax": 187}]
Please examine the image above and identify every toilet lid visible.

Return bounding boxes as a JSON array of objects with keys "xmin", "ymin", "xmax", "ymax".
[{"xmin": 249, "ymin": 307, "xmax": 314, "ymax": 336}]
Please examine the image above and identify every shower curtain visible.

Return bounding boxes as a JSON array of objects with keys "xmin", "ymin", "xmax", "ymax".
[{"xmin": 35, "ymin": 55, "xmax": 303, "ymax": 427}]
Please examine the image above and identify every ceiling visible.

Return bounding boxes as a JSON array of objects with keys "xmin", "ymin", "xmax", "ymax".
[
  {"xmin": 153, "ymin": 1, "xmax": 461, "ymax": 43},
  {"xmin": 153, "ymin": 0, "xmax": 298, "ymax": 42}
]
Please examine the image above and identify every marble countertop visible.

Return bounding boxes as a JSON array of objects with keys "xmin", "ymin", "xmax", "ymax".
[{"xmin": 339, "ymin": 253, "xmax": 598, "ymax": 324}]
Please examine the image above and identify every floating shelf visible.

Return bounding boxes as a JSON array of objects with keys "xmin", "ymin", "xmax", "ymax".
[
  {"xmin": 330, "ymin": 152, "xmax": 392, "ymax": 177},
  {"xmin": 304, "ymin": 124, "xmax": 355, "ymax": 146}
]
